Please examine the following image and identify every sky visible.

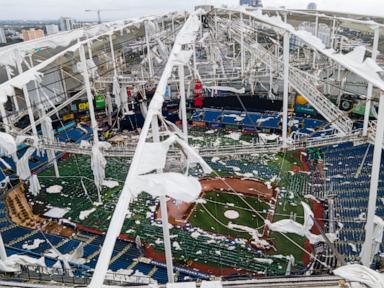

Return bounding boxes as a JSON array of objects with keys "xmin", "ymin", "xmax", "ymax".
[{"xmin": 0, "ymin": 0, "xmax": 383, "ymax": 21}]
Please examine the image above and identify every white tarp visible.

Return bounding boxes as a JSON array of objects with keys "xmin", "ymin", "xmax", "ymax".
[
  {"xmin": 130, "ymin": 172, "xmax": 201, "ymax": 202},
  {"xmin": 46, "ymin": 185, "xmax": 63, "ymax": 194},
  {"xmin": 29, "ymin": 174, "xmax": 41, "ymax": 196},
  {"xmin": 46, "ymin": 242, "xmax": 85, "ymax": 276},
  {"xmin": 0, "ymin": 254, "xmax": 46, "ymax": 273},
  {"xmin": 0, "ymin": 132, "xmax": 16, "ymax": 155},
  {"xmin": 228, "ymin": 223, "xmax": 270, "ymax": 248},
  {"xmin": 16, "ymin": 147, "xmax": 35, "ymax": 180},
  {"xmin": 265, "ymin": 201, "xmax": 325, "ymax": 244},
  {"xmin": 4, "ymin": 68, "xmax": 43, "ymax": 91},
  {"xmin": 138, "ymin": 141, "xmax": 171, "ymax": 175},
  {"xmin": 259, "ymin": 133, "xmax": 279, "ymax": 141},
  {"xmin": 102, "ymin": 180, "xmax": 119, "ymax": 189},
  {"xmin": 136, "ymin": 134, "xmax": 212, "ymax": 175},
  {"xmin": 0, "ymin": 85, "xmax": 15, "ymax": 105},
  {"xmin": 91, "ymin": 141, "xmax": 112, "ymax": 192},
  {"xmin": 22, "ymin": 239, "xmax": 45, "ymax": 250},
  {"xmin": 0, "ymin": 68, "xmax": 42, "ymax": 104},
  {"xmin": 41, "ymin": 116, "xmax": 55, "ymax": 142},
  {"xmin": 44, "ymin": 207, "xmax": 69, "ymax": 218},
  {"xmin": 205, "ymin": 86, "xmax": 245, "ymax": 94},
  {"xmin": 333, "ymin": 264, "xmax": 384, "ymax": 288},
  {"xmin": 79, "ymin": 207, "xmax": 96, "ymax": 220}
]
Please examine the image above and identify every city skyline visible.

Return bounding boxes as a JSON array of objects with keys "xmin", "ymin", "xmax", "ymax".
[{"xmin": 0, "ymin": 0, "xmax": 383, "ymax": 21}]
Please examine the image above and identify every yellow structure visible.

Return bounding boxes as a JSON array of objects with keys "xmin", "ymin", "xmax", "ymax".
[{"xmin": 295, "ymin": 95, "xmax": 308, "ymax": 105}]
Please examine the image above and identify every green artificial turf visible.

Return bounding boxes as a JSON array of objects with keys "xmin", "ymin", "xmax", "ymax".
[
  {"xmin": 269, "ymin": 199, "xmax": 307, "ymax": 264},
  {"xmin": 26, "ymin": 127, "xmax": 313, "ymax": 272},
  {"xmin": 189, "ymin": 191, "xmax": 270, "ymax": 239}
]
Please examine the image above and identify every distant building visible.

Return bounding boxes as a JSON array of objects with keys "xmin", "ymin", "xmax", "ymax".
[
  {"xmin": 59, "ymin": 17, "xmax": 74, "ymax": 31},
  {"xmin": 240, "ymin": 0, "xmax": 263, "ymax": 8},
  {"xmin": 307, "ymin": 2, "xmax": 317, "ymax": 10},
  {"xmin": 0, "ymin": 28, "xmax": 6, "ymax": 44},
  {"xmin": 73, "ymin": 21, "xmax": 87, "ymax": 29},
  {"xmin": 46, "ymin": 24, "xmax": 59, "ymax": 35},
  {"xmin": 21, "ymin": 28, "xmax": 45, "ymax": 41}
]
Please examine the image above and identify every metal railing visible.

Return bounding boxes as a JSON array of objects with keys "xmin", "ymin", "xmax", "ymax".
[
  {"xmin": 33, "ymin": 129, "xmax": 367, "ymax": 158},
  {"xmin": 0, "ymin": 265, "xmax": 154, "ymax": 286}
]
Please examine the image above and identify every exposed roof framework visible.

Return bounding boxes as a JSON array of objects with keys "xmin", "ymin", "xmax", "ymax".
[{"xmin": 0, "ymin": 5, "xmax": 383, "ymax": 287}]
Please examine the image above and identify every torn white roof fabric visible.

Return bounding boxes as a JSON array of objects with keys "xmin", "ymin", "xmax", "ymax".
[
  {"xmin": 29, "ymin": 174, "xmax": 41, "ymax": 196},
  {"xmin": 130, "ymin": 172, "xmax": 201, "ymax": 202},
  {"xmin": 205, "ymin": 86, "xmax": 245, "ymax": 94},
  {"xmin": 228, "ymin": 223, "xmax": 270, "ymax": 248},
  {"xmin": 137, "ymin": 141, "xmax": 172, "ymax": 175},
  {"xmin": 91, "ymin": 142, "xmax": 112, "ymax": 192},
  {"xmin": 333, "ymin": 264, "xmax": 384, "ymax": 288},
  {"xmin": 136, "ymin": 134, "xmax": 212, "ymax": 175},
  {"xmin": 265, "ymin": 201, "xmax": 325, "ymax": 244},
  {"xmin": 16, "ymin": 147, "xmax": 35, "ymax": 180},
  {"xmin": 0, "ymin": 254, "xmax": 46, "ymax": 273},
  {"xmin": 0, "ymin": 132, "xmax": 16, "ymax": 155}
]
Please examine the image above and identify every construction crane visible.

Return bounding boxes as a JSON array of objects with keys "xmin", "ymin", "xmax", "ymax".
[{"xmin": 84, "ymin": 9, "xmax": 130, "ymax": 24}]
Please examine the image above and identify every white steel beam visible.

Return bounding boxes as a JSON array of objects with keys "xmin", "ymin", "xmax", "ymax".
[
  {"xmin": 330, "ymin": 17, "xmax": 336, "ymax": 49},
  {"xmin": 282, "ymin": 31, "xmax": 290, "ymax": 148},
  {"xmin": 361, "ymin": 91, "xmax": 384, "ymax": 267},
  {"xmin": 363, "ymin": 26, "xmax": 380, "ymax": 136},
  {"xmin": 240, "ymin": 12, "xmax": 245, "ymax": 78},
  {"xmin": 179, "ymin": 65, "xmax": 188, "ymax": 140},
  {"xmin": 152, "ymin": 117, "xmax": 175, "ymax": 283},
  {"xmin": 109, "ymin": 34, "xmax": 118, "ymax": 77},
  {"xmin": 88, "ymin": 12, "xmax": 201, "ymax": 287},
  {"xmin": 145, "ymin": 21, "xmax": 154, "ymax": 78}
]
